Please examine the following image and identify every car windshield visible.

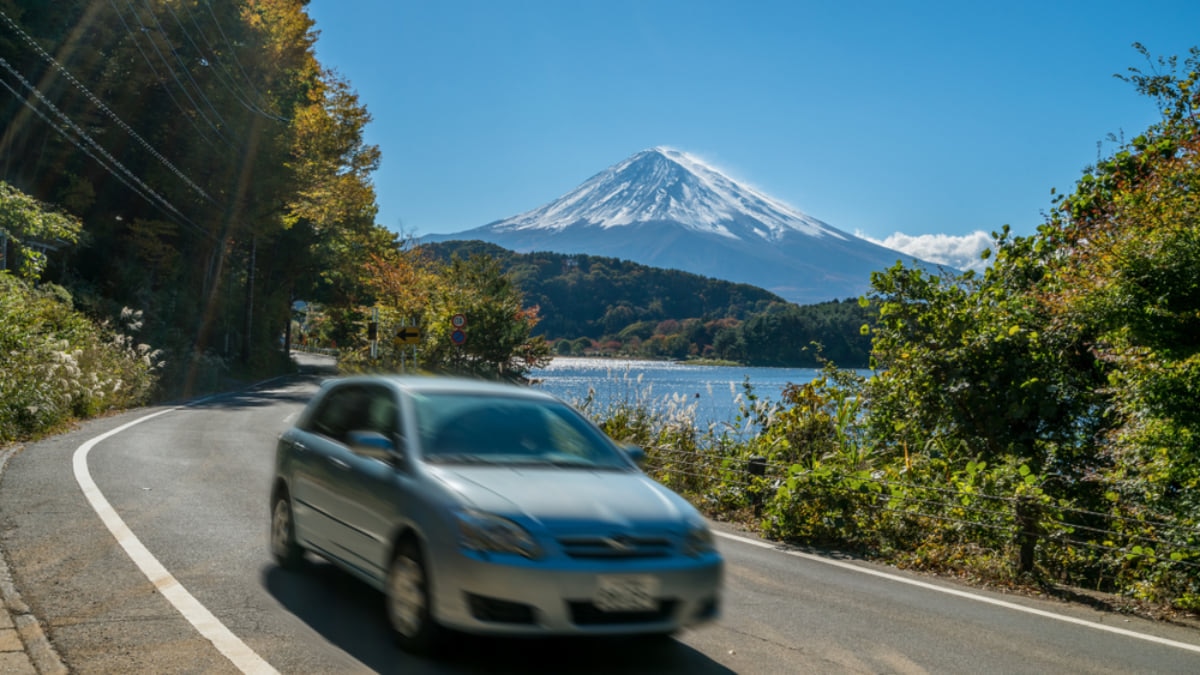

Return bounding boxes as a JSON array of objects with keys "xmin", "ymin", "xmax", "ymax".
[{"xmin": 410, "ymin": 392, "xmax": 631, "ymax": 470}]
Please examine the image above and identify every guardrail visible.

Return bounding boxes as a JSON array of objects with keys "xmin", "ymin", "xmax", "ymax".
[{"xmin": 291, "ymin": 344, "xmax": 340, "ymax": 357}]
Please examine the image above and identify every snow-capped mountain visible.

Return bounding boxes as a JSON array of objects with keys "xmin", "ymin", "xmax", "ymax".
[{"xmin": 425, "ymin": 147, "xmax": 935, "ymax": 305}]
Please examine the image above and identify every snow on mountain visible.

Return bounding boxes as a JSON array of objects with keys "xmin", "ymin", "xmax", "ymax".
[
  {"xmin": 487, "ymin": 146, "xmax": 842, "ymax": 242},
  {"xmin": 425, "ymin": 148, "xmax": 939, "ymax": 305}
]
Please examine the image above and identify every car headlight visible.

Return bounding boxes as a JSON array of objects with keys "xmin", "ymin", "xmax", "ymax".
[
  {"xmin": 454, "ymin": 509, "xmax": 543, "ymax": 559},
  {"xmin": 683, "ymin": 521, "xmax": 716, "ymax": 557}
]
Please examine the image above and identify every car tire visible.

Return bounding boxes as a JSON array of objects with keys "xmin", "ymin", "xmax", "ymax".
[
  {"xmin": 270, "ymin": 494, "xmax": 305, "ymax": 569},
  {"xmin": 387, "ymin": 538, "xmax": 443, "ymax": 655}
]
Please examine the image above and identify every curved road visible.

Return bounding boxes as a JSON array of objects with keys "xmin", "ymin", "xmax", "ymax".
[{"xmin": 1, "ymin": 354, "xmax": 1198, "ymax": 673}]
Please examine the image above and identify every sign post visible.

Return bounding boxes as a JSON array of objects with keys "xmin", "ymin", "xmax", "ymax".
[
  {"xmin": 392, "ymin": 318, "xmax": 421, "ymax": 373},
  {"xmin": 369, "ymin": 307, "xmax": 379, "ymax": 360},
  {"xmin": 451, "ymin": 313, "xmax": 467, "ymax": 347}
]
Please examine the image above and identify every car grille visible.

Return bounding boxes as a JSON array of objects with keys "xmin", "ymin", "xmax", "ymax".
[
  {"xmin": 556, "ymin": 534, "xmax": 673, "ymax": 559},
  {"xmin": 568, "ymin": 599, "xmax": 678, "ymax": 626}
]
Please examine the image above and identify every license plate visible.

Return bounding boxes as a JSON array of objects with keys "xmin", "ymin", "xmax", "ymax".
[{"xmin": 594, "ymin": 575, "xmax": 660, "ymax": 612}]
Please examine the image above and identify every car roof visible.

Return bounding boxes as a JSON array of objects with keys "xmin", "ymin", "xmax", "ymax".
[{"xmin": 319, "ymin": 374, "xmax": 559, "ymax": 401}]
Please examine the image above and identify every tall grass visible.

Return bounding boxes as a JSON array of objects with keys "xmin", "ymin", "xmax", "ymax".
[{"xmin": 0, "ymin": 273, "xmax": 162, "ymax": 444}]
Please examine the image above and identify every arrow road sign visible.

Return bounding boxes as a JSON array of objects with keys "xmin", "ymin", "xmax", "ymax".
[{"xmin": 395, "ymin": 327, "xmax": 421, "ymax": 345}]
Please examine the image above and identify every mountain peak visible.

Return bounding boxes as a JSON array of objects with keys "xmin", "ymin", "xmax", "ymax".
[
  {"xmin": 485, "ymin": 147, "xmax": 844, "ymax": 242},
  {"xmin": 426, "ymin": 148, "xmax": 938, "ymax": 305}
]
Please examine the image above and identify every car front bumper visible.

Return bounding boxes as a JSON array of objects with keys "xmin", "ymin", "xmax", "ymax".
[{"xmin": 429, "ymin": 548, "xmax": 723, "ymax": 636}]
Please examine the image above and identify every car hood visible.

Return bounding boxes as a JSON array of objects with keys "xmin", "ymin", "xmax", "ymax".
[{"xmin": 428, "ymin": 465, "xmax": 694, "ymax": 531}]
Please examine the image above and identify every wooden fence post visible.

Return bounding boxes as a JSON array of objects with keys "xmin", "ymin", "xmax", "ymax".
[
  {"xmin": 747, "ymin": 456, "xmax": 767, "ymax": 517},
  {"xmin": 1015, "ymin": 497, "xmax": 1040, "ymax": 575}
]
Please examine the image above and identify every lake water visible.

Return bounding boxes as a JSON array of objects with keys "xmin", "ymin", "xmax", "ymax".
[{"xmin": 530, "ymin": 357, "xmax": 831, "ymax": 429}]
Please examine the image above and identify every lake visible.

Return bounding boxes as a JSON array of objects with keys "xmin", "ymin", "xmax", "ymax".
[{"xmin": 530, "ymin": 357, "xmax": 836, "ymax": 429}]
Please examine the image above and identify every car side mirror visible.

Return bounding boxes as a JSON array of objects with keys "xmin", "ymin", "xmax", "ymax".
[
  {"xmin": 347, "ymin": 430, "xmax": 400, "ymax": 464},
  {"xmin": 622, "ymin": 443, "xmax": 647, "ymax": 467}
]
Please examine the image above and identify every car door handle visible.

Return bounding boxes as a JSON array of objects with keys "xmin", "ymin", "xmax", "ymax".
[{"xmin": 328, "ymin": 456, "xmax": 350, "ymax": 471}]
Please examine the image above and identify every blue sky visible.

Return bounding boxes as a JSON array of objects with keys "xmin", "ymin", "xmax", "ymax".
[{"xmin": 306, "ymin": 0, "xmax": 1200, "ymax": 269}]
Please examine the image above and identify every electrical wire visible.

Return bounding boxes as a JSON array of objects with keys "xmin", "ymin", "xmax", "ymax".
[
  {"xmin": 140, "ymin": 0, "xmax": 233, "ymax": 138},
  {"xmin": 0, "ymin": 56, "xmax": 215, "ymax": 241},
  {"xmin": 169, "ymin": 0, "xmax": 288, "ymax": 123},
  {"xmin": 0, "ymin": 7, "xmax": 213, "ymax": 202},
  {"xmin": 105, "ymin": 0, "xmax": 220, "ymax": 149},
  {"xmin": 115, "ymin": 0, "xmax": 234, "ymax": 147}
]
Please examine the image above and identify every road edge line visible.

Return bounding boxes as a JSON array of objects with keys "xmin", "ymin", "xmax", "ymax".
[
  {"xmin": 72, "ymin": 408, "xmax": 280, "ymax": 675},
  {"xmin": 714, "ymin": 529, "xmax": 1200, "ymax": 655}
]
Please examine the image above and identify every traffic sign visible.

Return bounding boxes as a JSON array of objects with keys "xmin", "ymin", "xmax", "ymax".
[
  {"xmin": 451, "ymin": 313, "xmax": 467, "ymax": 328},
  {"xmin": 395, "ymin": 327, "xmax": 421, "ymax": 345},
  {"xmin": 451, "ymin": 329, "xmax": 466, "ymax": 345}
]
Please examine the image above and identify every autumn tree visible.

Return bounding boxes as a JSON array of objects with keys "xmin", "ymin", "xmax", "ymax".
[{"xmin": 351, "ymin": 250, "xmax": 551, "ymax": 381}]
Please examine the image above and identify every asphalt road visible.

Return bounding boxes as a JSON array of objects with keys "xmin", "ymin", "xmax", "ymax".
[{"xmin": 2, "ymin": 354, "xmax": 1199, "ymax": 673}]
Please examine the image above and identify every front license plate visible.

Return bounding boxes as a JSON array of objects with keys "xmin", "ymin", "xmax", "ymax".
[{"xmin": 594, "ymin": 575, "xmax": 660, "ymax": 612}]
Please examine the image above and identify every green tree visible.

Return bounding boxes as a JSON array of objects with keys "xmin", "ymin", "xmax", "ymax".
[
  {"xmin": 865, "ymin": 234, "xmax": 1104, "ymax": 477},
  {"xmin": 0, "ymin": 182, "xmax": 80, "ymax": 279},
  {"xmin": 1037, "ymin": 44, "xmax": 1200, "ymax": 514}
]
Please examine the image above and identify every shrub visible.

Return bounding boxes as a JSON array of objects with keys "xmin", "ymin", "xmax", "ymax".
[{"xmin": 0, "ymin": 273, "xmax": 161, "ymax": 444}]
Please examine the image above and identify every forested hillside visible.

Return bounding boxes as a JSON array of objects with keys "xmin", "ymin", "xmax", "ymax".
[
  {"xmin": 1, "ymin": 0, "xmax": 390, "ymax": 392},
  {"xmin": 0, "ymin": 1, "xmax": 548, "ymax": 421},
  {"xmin": 421, "ymin": 240, "xmax": 876, "ymax": 366}
]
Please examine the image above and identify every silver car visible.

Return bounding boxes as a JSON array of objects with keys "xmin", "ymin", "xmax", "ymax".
[{"xmin": 270, "ymin": 375, "xmax": 723, "ymax": 654}]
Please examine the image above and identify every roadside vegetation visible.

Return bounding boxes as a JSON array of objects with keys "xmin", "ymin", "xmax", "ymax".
[
  {"xmin": 584, "ymin": 46, "xmax": 1200, "ymax": 614},
  {"xmin": 0, "ymin": 187, "xmax": 158, "ymax": 444}
]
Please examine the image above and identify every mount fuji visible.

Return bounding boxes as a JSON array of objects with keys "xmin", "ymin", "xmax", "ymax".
[{"xmin": 424, "ymin": 147, "xmax": 936, "ymax": 305}]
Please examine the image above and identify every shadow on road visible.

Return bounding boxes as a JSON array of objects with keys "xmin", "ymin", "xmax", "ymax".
[
  {"xmin": 186, "ymin": 387, "xmax": 316, "ymax": 411},
  {"xmin": 263, "ymin": 560, "xmax": 734, "ymax": 674},
  {"xmin": 183, "ymin": 352, "xmax": 340, "ymax": 411}
]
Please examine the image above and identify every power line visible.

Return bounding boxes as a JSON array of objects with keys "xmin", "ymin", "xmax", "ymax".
[
  {"xmin": 168, "ymin": 0, "xmax": 289, "ymax": 123},
  {"xmin": 0, "ymin": 7, "xmax": 214, "ymax": 202},
  {"xmin": 0, "ymin": 55, "xmax": 215, "ymax": 241},
  {"xmin": 104, "ymin": 0, "xmax": 220, "ymax": 148},
  {"xmin": 203, "ymin": 0, "xmax": 272, "ymax": 114},
  {"xmin": 114, "ymin": 0, "xmax": 235, "ymax": 147},
  {"xmin": 140, "ymin": 0, "xmax": 234, "ymax": 139}
]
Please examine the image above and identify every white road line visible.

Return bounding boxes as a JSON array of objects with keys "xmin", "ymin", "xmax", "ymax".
[
  {"xmin": 714, "ymin": 529, "xmax": 1200, "ymax": 654},
  {"xmin": 73, "ymin": 408, "xmax": 279, "ymax": 675}
]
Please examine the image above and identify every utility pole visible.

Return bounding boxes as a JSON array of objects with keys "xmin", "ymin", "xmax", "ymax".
[{"xmin": 242, "ymin": 234, "xmax": 256, "ymax": 365}]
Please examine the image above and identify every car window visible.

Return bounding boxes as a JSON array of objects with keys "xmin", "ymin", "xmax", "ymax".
[
  {"xmin": 307, "ymin": 385, "xmax": 368, "ymax": 443},
  {"xmin": 306, "ymin": 383, "xmax": 400, "ymax": 447},
  {"xmin": 411, "ymin": 392, "xmax": 629, "ymax": 469},
  {"xmin": 363, "ymin": 385, "xmax": 400, "ymax": 438}
]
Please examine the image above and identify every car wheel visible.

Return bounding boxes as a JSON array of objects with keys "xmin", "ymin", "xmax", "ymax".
[
  {"xmin": 270, "ymin": 494, "xmax": 304, "ymax": 569},
  {"xmin": 387, "ymin": 538, "xmax": 442, "ymax": 655}
]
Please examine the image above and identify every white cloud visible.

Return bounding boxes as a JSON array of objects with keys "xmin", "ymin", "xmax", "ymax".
[{"xmin": 858, "ymin": 230, "xmax": 996, "ymax": 273}]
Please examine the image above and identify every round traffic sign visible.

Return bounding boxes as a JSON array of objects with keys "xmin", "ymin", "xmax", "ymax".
[
  {"xmin": 451, "ymin": 329, "xmax": 466, "ymax": 345},
  {"xmin": 451, "ymin": 313, "xmax": 467, "ymax": 328}
]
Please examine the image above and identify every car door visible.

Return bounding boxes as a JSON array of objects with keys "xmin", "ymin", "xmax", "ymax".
[
  {"xmin": 289, "ymin": 383, "xmax": 370, "ymax": 561},
  {"xmin": 327, "ymin": 384, "xmax": 425, "ymax": 581}
]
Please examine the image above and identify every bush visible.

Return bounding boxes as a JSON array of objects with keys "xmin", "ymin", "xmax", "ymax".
[{"xmin": 0, "ymin": 273, "xmax": 161, "ymax": 444}]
